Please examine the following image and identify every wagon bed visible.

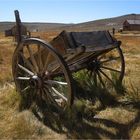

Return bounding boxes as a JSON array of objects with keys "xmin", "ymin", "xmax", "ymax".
[
  {"xmin": 50, "ymin": 30, "xmax": 118, "ymax": 53},
  {"xmin": 49, "ymin": 30, "xmax": 123, "ymax": 72}
]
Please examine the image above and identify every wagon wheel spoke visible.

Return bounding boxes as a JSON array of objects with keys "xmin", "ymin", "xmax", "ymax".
[
  {"xmin": 51, "ymin": 87, "xmax": 68, "ymax": 102},
  {"xmin": 45, "ymin": 80, "xmax": 68, "ymax": 85},
  {"xmin": 99, "ymin": 68, "xmax": 114, "ymax": 85},
  {"xmin": 98, "ymin": 49, "xmax": 113, "ymax": 60},
  {"xmin": 16, "ymin": 77, "xmax": 30, "ymax": 80},
  {"xmin": 51, "ymin": 65, "xmax": 61, "ymax": 73},
  {"xmin": 100, "ymin": 56, "xmax": 120, "ymax": 64},
  {"xmin": 18, "ymin": 64, "xmax": 34, "ymax": 76},
  {"xmin": 43, "ymin": 85, "xmax": 65, "ymax": 109},
  {"xmin": 37, "ymin": 45, "xmax": 43, "ymax": 71},
  {"xmin": 101, "ymin": 66, "xmax": 121, "ymax": 73},
  {"xmin": 43, "ymin": 52, "xmax": 52, "ymax": 72},
  {"xmin": 35, "ymin": 89, "xmax": 42, "ymax": 106},
  {"xmin": 26, "ymin": 45, "xmax": 39, "ymax": 72},
  {"xmin": 42, "ymin": 87, "xmax": 51, "ymax": 102},
  {"xmin": 45, "ymin": 59, "xmax": 61, "ymax": 72},
  {"xmin": 44, "ymin": 79, "xmax": 68, "ymax": 102},
  {"xmin": 93, "ymin": 71, "xmax": 97, "ymax": 86},
  {"xmin": 21, "ymin": 86, "xmax": 30, "ymax": 93},
  {"xmin": 88, "ymin": 71, "xmax": 92, "ymax": 78},
  {"xmin": 96, "ymin": 70, "xmax": 105, "ymax": 87},
  {"xmin": 19, "ymin": 52, "xmax": 36, "ymax": 73},
  {"xmin": 44, "ymin": 61, "xmax": 62, "ymax": 77}
]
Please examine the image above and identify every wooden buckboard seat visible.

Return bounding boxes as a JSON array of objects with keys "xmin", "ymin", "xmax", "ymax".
[{"xmin": 50, "ymin": 30, "xmax": 119, "ymax": 55}]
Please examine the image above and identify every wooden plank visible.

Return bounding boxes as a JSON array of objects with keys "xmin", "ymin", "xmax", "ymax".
[{"xmin": 85, "ymin": 44, "xmax": 116, "ymax": 53}]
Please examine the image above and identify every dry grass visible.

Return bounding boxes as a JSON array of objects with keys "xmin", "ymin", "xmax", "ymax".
[
  {"xmin": 31, "ymin": 31, "xmax": 59, "ymax": 41},
  {"xmin": 0, "ymin": 31, "xmax": 140, "ymax": 139},
  {"xmin": 116, "ymin": 34, "xmax": 140, "ymax": 89},
  {"xmin": 0, "ymin": 33, "xmax": 14, "ymax": 86},
  {"xmin": 0, "ymin": 86, "xmax": 66, "ymax": 139}
]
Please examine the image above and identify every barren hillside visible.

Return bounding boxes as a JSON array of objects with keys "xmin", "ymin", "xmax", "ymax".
[
  {"xmin": 0, "ymin": 13, "xmax": 140, "ymax": 32},
  {"xmin": 62, "ymin": 13, "xmax": 140, "ymax": 31}
]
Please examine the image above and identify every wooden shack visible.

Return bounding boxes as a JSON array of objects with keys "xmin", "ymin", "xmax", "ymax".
[
  {"xmin": 5, "ymin": 24, "xmax": 30, "ymax": 42},
  {"xmin": 123, "ymin": 20, "xmax": 140, "ymax": 31}
]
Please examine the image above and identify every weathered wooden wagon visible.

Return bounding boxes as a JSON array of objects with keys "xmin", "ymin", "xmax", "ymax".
[{"xmin": 12, "ymin": 10, "xmax": 125, "ymax": 111}]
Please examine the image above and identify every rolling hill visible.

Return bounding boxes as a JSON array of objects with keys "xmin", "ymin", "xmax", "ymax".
[
  {"xmin": 0, "ymin": 22, "xmax": 70, "ymax": 32},
  {"xmin": 63, "ymin": 13, "xmax": 140, "ymax": 31},
  {"xmin": 0, "ymin": 13, "xmax": 140, "ymax": 32}
]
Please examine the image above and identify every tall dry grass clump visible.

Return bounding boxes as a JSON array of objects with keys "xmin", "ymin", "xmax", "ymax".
[{"xmin": 0, "ymin": 86, "xmax": 66, "ymax": 139}]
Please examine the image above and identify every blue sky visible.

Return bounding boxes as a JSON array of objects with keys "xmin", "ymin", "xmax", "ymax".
[{"xmin": 0, "ymin": 0, "xmax": 140, "ymax": 23}]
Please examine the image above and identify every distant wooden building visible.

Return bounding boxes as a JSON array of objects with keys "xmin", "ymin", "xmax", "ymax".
[
  {"xmin": 123, "ymin": 20, "xmax": 140, "ymax": 31},
  {"xmin": 5, "ymin": 25, "xmax": 30, "ymax": 41}
]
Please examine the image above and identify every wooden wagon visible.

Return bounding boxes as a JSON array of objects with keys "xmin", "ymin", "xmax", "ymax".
[{"xmin": 12, "ymin": 10, "xmax": 125, "ymax": 111}]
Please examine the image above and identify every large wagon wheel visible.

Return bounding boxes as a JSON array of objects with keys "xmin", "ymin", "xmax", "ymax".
[
  {"xmin": 86, "ymin": 46, "xmax": 125, "ymax": 89},
  {"xmin": 12, "ymin": 38, "xmax": 74, "ymax": 111}
]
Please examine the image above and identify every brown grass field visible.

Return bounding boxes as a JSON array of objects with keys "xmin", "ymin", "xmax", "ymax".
[{"xmin": 0, "ymin": 31, "xmax": 140, "ymax": 139}]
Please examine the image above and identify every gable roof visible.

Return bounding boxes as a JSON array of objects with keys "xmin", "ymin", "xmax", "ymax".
[{"xmin": 125, "ymin": 20, "xmax": 140, "ymax": 25}]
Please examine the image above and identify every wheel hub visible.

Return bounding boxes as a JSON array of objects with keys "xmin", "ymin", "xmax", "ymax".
[
  {"xmin": 30, "ymin": 75, "xmax": 43, "ymax": 89},
  {"xmin": 87, "ymin": 59, "xmax": 101, "ymax": 71}
]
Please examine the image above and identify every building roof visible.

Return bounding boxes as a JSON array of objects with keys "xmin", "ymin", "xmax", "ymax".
[{"xmin": 125, "ymin": 20, "xmax": 140, "ymax": 25}]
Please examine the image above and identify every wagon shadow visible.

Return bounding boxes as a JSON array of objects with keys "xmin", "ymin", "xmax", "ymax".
[
  {"xmin": 32, "ymin": 84, "xmax": 140, "ymax": 139},
  {"xmin": 32, "ymin": 101, "xmax": 140, "ymax": 139}
]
